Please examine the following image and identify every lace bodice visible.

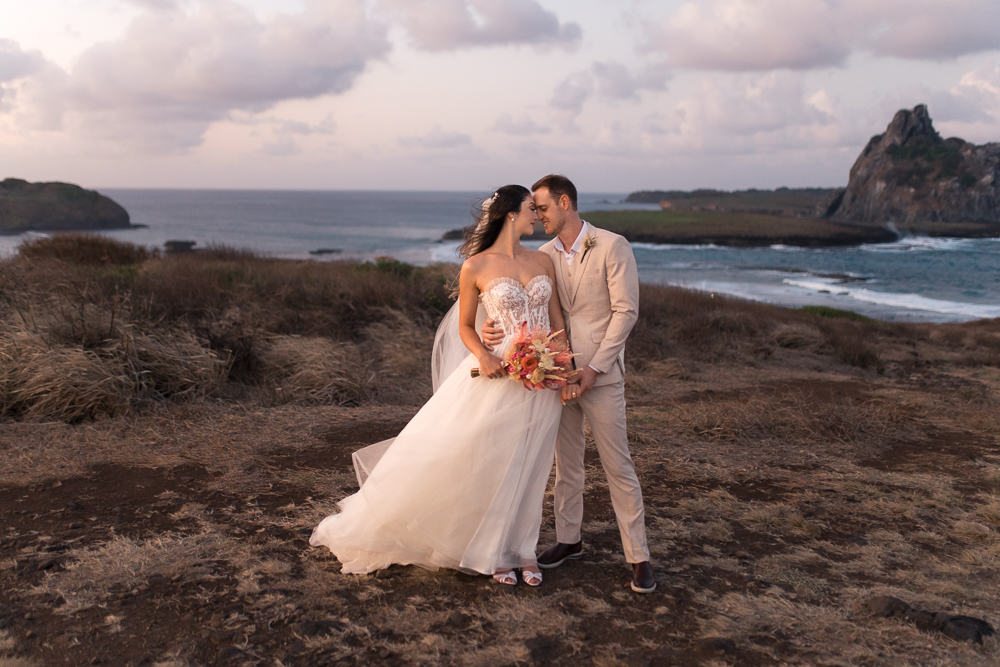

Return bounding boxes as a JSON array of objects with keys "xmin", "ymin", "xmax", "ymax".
[{"xmin": 480, "ymin": 275, "xmax": 553, "ymax": 356}]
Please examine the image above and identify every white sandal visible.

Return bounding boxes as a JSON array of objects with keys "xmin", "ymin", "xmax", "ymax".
[
  {"xmin": 492, "ymin": 570, "xmax": 517, "ymax": 585},
  {"xmin": 521, "ymin": 569, "xmax": 543, "ymax": 587}
]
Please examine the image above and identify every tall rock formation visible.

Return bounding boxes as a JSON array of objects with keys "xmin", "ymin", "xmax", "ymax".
[
  {"xmin": 825, "ymin": 105, "xmax": 1000, "ymax": 224},
  {"xmin": 0, "ymin": 179, "xmax": 131, "ymax": 233}
]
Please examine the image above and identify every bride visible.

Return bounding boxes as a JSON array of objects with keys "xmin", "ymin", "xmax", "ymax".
[{"xmin": 309, "ymin": 185, "xmax": 571, "ymax": 586}]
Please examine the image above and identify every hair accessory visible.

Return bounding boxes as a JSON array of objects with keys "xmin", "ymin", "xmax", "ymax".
[{"xmin": 481, "ymin": 191, "xmax": 499, "ymax": 214}]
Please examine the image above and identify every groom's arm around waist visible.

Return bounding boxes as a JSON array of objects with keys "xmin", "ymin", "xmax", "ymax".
[{"xmin": 589, "ymin": 235, "xmax": 639, "ymax": 374}]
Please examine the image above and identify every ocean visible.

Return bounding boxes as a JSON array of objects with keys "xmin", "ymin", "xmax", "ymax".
[{"xmin": 1, "ymin": 189, "xmax": 998, "ymax": 323}]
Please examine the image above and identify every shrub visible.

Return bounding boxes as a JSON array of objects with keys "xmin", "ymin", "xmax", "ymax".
[
  {"xmin": 801, "ymin": 306, "xmax": 873, "ymax": 323},
  {"xmin": 18, "ymin": 233, "xmax": 151, "ymax": 266}
]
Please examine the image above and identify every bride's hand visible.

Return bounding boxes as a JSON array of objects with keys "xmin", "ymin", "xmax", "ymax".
[
  {"xmin": 481, "ymin": 318, "xmax": 505, "ymax": 352},
  {"xmin": 476, "ymin": 352, "xmax": 506, "ymax": 379}
]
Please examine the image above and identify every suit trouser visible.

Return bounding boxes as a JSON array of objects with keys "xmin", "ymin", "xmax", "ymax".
[{"xmin": 553, "ymin": 380, "xmax": 650, "ymax": 563}]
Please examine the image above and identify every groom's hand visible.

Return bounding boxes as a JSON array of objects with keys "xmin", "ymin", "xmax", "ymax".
[
  {"xmin": 576, "ymin": 367, "xmax": 598, "ymax": 395},
  {"xmin": 481, "ymin": 318, "xmax": 505, "ymax": 351}
]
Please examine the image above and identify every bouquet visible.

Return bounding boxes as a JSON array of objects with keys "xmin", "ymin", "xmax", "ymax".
[{"xmin": 473, "ymin": 322, "xmax": 576, "ymax": 390}]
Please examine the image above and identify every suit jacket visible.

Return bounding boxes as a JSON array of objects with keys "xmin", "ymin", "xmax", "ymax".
[{"xmin": 541, "ymin": 224, "xmax": 640, "ymax": 387}]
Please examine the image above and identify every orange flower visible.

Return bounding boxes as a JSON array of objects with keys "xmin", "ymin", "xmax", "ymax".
[{"xmin": 522, "ymin": 356, "xmax": 539, "ymax": 373}]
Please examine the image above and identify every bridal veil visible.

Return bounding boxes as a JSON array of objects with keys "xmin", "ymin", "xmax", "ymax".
[{"xmin": 350, "ymin": 299, "xmax": 486, "ymax": 485}]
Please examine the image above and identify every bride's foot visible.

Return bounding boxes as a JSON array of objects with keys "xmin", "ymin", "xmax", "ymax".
[
  {"xmin": 492, "ymin": 570, "xmax": 517, "ymax": 585},
  {"xmin": 521, "ymin": 568, "xmax": 543, "ymax": 587}
]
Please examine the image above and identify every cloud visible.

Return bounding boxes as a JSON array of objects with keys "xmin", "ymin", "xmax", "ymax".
[
  {"xmin": 399, "ymin": 125, "xmax": 473, "ymax": 149},
  {"xmin": 592, "ymin": 61, "xmax": 671, "ymax": 101},
  {"xmin": 260, "ymin": 135, "xmax": 301, "ymax": 157},
  {"xmin": 492, "ymin": 113, "xmax": 550, "ymax": 135},
  {"xmin": 9, "ymin": 0, "xmax": 389, "ymax": 150},
  {"xmin": 650, "ymin": 0, "xmax": 1000, "ymax": 71},
  {"xmin": 677, "ymin": 74, "xmax": 832, "ymax": 138},
  {"xmin": 548, "ymin": 61, "xmax": 671, "ymax": 125},
  {"xmin": 954, "ymin": 63, "xmax": 1000, "ymax": 112},
  {"xmin": 378, "ymin": 0, "xmax": 580, "ymax": 51},
  {"xmin": 0, "ymin": 40, "xmax": 47, "ymax": 111},
  {"xmin": 550, "ymin": 72, "xmax": 593, "ymax": 115},
  {"xmin": 0, "ymin": 40, "xmax": 45, "ymax": 82},
  {"xmin": 921, "ymin": 62, "xmax": 1000, "ymax": 125}
]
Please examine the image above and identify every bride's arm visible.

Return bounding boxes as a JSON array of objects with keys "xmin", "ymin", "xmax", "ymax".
[
  {"xmin": 542, "ymin": 256, "xmax": 578, "ymax": 400},
  {"xmin": 544, "ymin": 256, "xmax": 568, "ymax": 343},
  {"xmin": 458, "ymin": 262, "xmax": 505, "ymax": 378}
]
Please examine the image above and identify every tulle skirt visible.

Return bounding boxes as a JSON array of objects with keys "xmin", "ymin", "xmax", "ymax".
[{"xmin": 309, "ymin": 353, "xmax": 562, "ymax": 575}]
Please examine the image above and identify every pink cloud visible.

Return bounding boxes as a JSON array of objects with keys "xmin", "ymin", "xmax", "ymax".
[
  {"xmin": 651, "ymin": 0, "xmax": 1000, "ymax": 71},
  {"xmin": 378, "ymin": 0, "xmax": 580, "ymax": 51}
]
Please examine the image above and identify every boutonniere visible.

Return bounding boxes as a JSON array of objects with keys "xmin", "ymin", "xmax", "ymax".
[{"xmin": 581, "ymin": 234, "xmax": 597, "ymax": 260}]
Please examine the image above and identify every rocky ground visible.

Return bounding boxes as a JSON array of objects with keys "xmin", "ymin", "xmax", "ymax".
[{"xmin": 3, "ymin": 352, "xmax": 1000, "ymax": 666}]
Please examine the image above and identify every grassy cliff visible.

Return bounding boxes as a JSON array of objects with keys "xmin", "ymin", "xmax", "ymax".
[
  {"xmin": 583, "ymin": 209, "xmax": 897, "ymax": 247},
  {"xmin": 0, "ymin": 178, "xmax": 131, "ymax": 233},
  {"xmin": 625, "ymin": 186, "xmax": 842, "ymax": 217}
]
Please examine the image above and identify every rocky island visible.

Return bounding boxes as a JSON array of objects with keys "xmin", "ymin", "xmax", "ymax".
[
  {"xmin": 824, "ymin": 104, "xmax": 1000, "ymax": 234},
  {"xmin": 0, "ymin": 178, "xmax": 132, "ymax": 234},
  {"xmin": 606, "ymin": 105, "xmax": 1000, "ymax": 246}
]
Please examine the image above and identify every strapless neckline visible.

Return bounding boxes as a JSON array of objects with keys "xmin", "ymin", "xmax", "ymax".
[{"xmin": 480, "ymin": 274, "xmax": 552, "ymax": 297}]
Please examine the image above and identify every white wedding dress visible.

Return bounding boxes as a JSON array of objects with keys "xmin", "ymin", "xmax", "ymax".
[{"xmin": 309, "ymin": 275, "xmax": 562, "ymax": 574}]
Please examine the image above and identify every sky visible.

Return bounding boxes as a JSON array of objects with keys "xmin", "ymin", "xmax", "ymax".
[{"xmin": 1, "ymin": 0, "xmax": 999, "ymax": 192}]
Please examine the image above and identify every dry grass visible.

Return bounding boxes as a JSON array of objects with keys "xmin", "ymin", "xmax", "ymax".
[
  {"xmin": 2, "ymin": 234, "xmax": 1000, "ymax": 665},
  {"xmin": 2, "ymin": 234, "xmax": 997, "ymax": 423},
  {"xmin": 17, "ymin": 233, "xmax": 151, "ymax": 265}
]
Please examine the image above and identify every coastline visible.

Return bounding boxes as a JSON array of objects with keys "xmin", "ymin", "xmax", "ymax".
[{"xmin": 582, "ymin": 209, "xmax": 1000, "ymax": 248}]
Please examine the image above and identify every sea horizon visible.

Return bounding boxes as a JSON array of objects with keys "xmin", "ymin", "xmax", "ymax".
[{"xmin": 2, "ymin": 188, "xmax": 997, "ymax": 324}]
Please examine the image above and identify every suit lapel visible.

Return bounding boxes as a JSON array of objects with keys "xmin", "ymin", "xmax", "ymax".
[
  {"xmin": 545, "ymin": 243, "xmax": 574, "ymax": 309},
  {"xmin": 569, "ymin": 230, "xmax": 596, "ymax": 305}
]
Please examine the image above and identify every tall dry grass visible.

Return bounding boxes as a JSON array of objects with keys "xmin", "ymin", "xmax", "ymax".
[
  {"xmin": 0, "ymin": 236, "xmax": 447, "ymax": 421},
  {"xmin": 1, "ymin": 233, "xmax": 997, "ymax": 422}
]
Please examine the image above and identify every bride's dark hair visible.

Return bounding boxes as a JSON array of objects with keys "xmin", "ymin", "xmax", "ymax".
[{"xmin": 459, "ymin": 184, "xmax": 531, "ymax": 258}]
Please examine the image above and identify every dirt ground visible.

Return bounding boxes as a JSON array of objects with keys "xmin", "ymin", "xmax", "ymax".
[{"xmin": 2, "ymin": 352, "xmax": 1000, "ymax": 666}]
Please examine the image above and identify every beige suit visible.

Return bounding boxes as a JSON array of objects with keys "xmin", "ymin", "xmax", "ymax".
[{"xmin": 541, "ymin": 225, "xmax": 649, "ymax": 563}]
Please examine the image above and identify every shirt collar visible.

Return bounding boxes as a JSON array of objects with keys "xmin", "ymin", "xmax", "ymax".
[{"xmin": 554, "ymin": 220, "xmax": 589, "ymax": 255}]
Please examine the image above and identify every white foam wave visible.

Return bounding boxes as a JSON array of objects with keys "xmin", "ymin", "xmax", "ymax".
[
  {"xmin": 860, "ymin": 236, "xmax": 978, "ymax": 253},
  {"xmin": 631, "ymin": 242, "xmax": 723, "ymax": 251},
  {"xmin": 431, "ymin": 241, "xmax": 463, "ymax": 263},
  {"xmin": 783, "ymin": 278, "xmax": 1000, "ymax": 319}
]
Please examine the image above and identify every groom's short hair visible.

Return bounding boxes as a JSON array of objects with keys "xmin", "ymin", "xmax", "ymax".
[{"xmin": 532, "ymin": 174, "xmax": 578, "ymax": 211}]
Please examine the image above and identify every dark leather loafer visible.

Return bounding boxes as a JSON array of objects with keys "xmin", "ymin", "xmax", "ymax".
[
  {"xmin": 631, "ymin": 561, "xmax": 656, "ymax": 593},
  {"xmin": 537, "ymin": 541, "xmax": 583, "ymax": 569}
]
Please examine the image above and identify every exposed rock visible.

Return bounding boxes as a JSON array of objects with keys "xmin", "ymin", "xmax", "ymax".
[
  {"xmin": 291, "ymin": 620, "xmax": 345, "ymax": 637},
  {"xmin": 827, "ymin": 105, "xmax": 1000, "ymax": 225},
  {"xmin": 697, "ymin": 637, "xmax": 737, "ymax": 653},
  {"xmin": 866, "ymin": 594, "xmax": 996, "ymax": 644},
  {"xmin": 866, "ymin": 595, "xmax": 910, "ymax": 618},
  {"xmin": 217, "ymin": 646, "xmax": 243, "ymax": 661},
  {"xmin": 0, "ymin": 178, "xmax": 131, "ymax": 233}
]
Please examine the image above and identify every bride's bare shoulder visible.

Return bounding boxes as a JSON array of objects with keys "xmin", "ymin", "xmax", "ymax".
[{"xmin": 460, "ymin": 253, "xmax": 496, "ymax": 288}]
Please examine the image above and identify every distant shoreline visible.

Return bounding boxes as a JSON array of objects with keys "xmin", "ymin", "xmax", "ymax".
[
  {"xmin": 0, "ymin": 224, "xmax": 147, "ymax": 237},
  {"xmin": 580, "ymin": 210, "xmax": 1000, "ymax": 248}
]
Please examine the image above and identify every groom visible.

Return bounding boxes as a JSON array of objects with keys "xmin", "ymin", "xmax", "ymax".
[{"xmin": 484, "ymin": 174, "xmax": 655, "ymax": 593}]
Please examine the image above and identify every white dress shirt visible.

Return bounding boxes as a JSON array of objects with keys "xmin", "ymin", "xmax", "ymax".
[{"xmin": 553, "ymin": 220, "xmax": 590, "ymax": 266}]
